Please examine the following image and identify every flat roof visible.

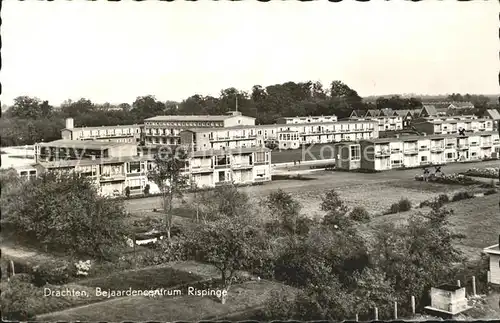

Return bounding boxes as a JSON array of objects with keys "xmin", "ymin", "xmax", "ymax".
[
  {"xmin": 182, "ymin": 120, "xmax": 379, "ymax": 133},
  {"xmin": 36, "ymin": 140, "xmax": 136, "ymax": 150},
  {"xmin": 63, "ymin": 124, "xmax": 143, "ymax": 132},
  {"xmin": 362, "ymin": 131, "xmax": 498, "ymax": 144},
  {"xmin": 145, "ymin": 115, "xmax": 255, "ymax": 122},
  {"xmin": 190, "ymin": 146, "xmax": 270, "ymax": 157},
  {"xmin": 483, "ymin": 244, "xmax": 500, "ymax": 255}
]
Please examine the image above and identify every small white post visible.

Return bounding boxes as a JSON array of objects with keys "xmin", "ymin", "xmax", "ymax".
[
  {"xmin": 355, "ymin": 313, "xmax": 359, "ymax": 322},
  {"xmin": 472, "ymin": 276, "xmax": 477, "ymax": 296},
  {"xmin": 374, "ymin": 307, "xmax": 378, "ymax": 320},
  {"xmin": 411, "ymin": 295, "xmax": 416, "ymax": 315},
  {"xmin": 457, "ymin": 279, "xmax": 461, "ymax": 287},
  {"xmin": 394, "ymin": 301, "xmax": 398, "ymax": 319},
  {"xmin": 487, "ymin": 271, "xmax": 491, "ymax": 283}
]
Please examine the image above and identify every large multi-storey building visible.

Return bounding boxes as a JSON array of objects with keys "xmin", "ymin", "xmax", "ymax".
[
  {"xmin": 30, "ymin": 137, "xmax": 272, "ymax": 196},
  {"xmin": 335, "ymin": 131, "xmax": 500, "ymax": 171},
  {"xmin": 180, "ymin": 120, "xmax": 379, "ymax": 150},
  {"xmin": 411, "ymin": 116, "xmax": 493, "ymax": 135},
  {"xmin": 143, "ymin": 111, "xmax": 255, "ymax": 146},
  {"xmin": 61, "ymin": 118, "xmax": 143, "ymax": 143}
]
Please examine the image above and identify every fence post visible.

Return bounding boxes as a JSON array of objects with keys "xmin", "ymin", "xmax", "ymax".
[
  {"xmin": 472, "ymin": 276, "xmax": 477, "ymax": 296},
  {"xmin": 394, "ymin": 301, "xmax": 398, "ymax": 319},
  {"xmin": 374, "ymin": 307, "xmax": 378, "ymax": 320},
  {"xmin": 355, "ymin": 313, "xmax": 359, "ymax": 322},
  {"xmin": 9, "ymin": 260, "xmax": 15, "ymax": 277},
  {"xmin": 457, "ymin": 279, "xmax": 461, "ymax": 287},
  {"xmin": 411, "ymin": 295, "xmax": 416, "ymax": 315},
  {"xmin": 487, "ymin": 271, "xmax": 491, "ymax": 283}
]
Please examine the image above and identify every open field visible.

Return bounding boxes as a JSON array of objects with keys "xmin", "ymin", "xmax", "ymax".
[
  {"xmin": 360, "ymin": 193, "xmax": 500, "ymax": 259},
  {"xmin": 126, "ymin": 160, "xmax": 500, "ymax": 218},
  {"xmin": 37, "ymin": 279, "xmax": 297, "ymax": 322},
  {"xmin": 78, "ymin": 266, "xmax": 202, "ymax": 291},
  {"xmin": 271, "ymin": 144, "xmax": 335, "ymax": 164}
]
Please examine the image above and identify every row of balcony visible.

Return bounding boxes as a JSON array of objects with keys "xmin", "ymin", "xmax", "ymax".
[{"xmin": 375, "ymin": 143, "xmax": 499, "ymax": 158}]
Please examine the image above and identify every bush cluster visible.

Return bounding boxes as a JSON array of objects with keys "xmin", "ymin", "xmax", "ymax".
[
  {"xmin": 451, "ymin": 191, "xmax": 475, "ymax": 202},
  {"xmin": 386, "ymin": 198, "xmax": 412, "ymax": 214},
  {"xmin": 31, "ymin": 261, "xmax": 74, "ymax": 287}
]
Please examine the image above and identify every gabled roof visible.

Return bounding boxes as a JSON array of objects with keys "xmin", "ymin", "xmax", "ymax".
[
  {"xmin": 380, "ymin": 108, "xmax": 396, "ymax": 117},
  {"xmin": 448, "ymin": 102, "xmax": 475, "ymax": 109},
  {"xmin": 350, "ymin": 110, "xmax": 365, "ymax": 118},
  {"xmin": 394, "ymin": 110, "xmax": 411, "ymax": 117},
  {"xmin": 485, "ymin": 109, "xmax": 500, "ymax": 120},
  {"xmin": 365, "ymin": 109, "xmax": 381, "ymax": 117}
]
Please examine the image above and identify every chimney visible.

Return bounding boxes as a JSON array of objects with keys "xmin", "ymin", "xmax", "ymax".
[{"xmin": 65, "ymin": 118, "xmax": 74, "ymax": 129}]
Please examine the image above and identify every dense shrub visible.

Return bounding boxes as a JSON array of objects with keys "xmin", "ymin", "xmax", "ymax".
[
  {"xmin": 349, "ymin": 207, "xmax": 370, "ymax": 223},
  {"xmin": 451, "ymin": 191, "xmax": 475, "ymax": 202},
  {"xmin": 144, "ymin": 184, "xmax": 150, "ymax": 195},
  {"xmin": 387, "ymin": 198, "xmax": 412, "ymax": 214},
  {"xmin": 484, "ymin": 188, "xmax": 498, "ymax": 196},
  {"xmin": 31, "ymin": 261, "xmax": 74, "ymax": 287},
  {"xmin": 0, "ymin": 278, "xmax": 37, "ymax": 320},
  {"xmin": 436, "ymin": 194, "xmax": 450, "ymax": 205}
]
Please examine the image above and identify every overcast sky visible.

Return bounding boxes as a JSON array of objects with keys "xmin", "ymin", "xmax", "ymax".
[{"xmin": 1, "ymin": 1, "xmax": 497, "ymax": 106}]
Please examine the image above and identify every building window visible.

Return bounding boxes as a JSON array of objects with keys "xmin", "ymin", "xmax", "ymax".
[
  {"xmin": 421, "ymin": 156, "xmax": 427, "ymax": 162},
  {"xmin": 350, "ymin": 145, "xmax": 360, "ymax": 161},
  {"xmin": 446, "ymin": 152, "xmax": 454, "ymax": 159},
  {"xmin": 255, "ymin": 152, "xmax": 266, "ymax": 163}
]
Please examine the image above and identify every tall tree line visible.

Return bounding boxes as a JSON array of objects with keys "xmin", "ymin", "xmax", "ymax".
[{"xmin": 1, "ymin": 80, "xmax": 431, "ymax": 147}]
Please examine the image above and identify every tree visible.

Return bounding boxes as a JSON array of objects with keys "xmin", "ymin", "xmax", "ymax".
[
  {"xmin": 371, "ymin": 204, "xmax": 464, "ymax": 313},
  {"xmin": 185, "ymin": 215, "xmax": 267, "ymax": 304},
  {"xmin": 349, "ymin": 206, "xmax": 370, "ymax": 223},
  {"xmin": 7, "ymin": 96, "xmax": 42, "ymax": 119},
  {"xmin": 265, "ymin": 189, "xmax": 302, "ymax": 236},
  {"xmin": 131, "ymin": 95, "xmax": 166, "ymax": 119},
  {"xmin": 1, "ymin": 171, "xmax": 130, "ymax": 259},
  {"xmin": 147, "ymin": 146, "xmax": 190, "ymax": 242},
  {"xmin": 320, "ymin": 189, "xmax": 353, "ymax": 230},
  {"xmin": 61, "ymin": 98, "xmax": 95, "ymax": 117},
  {"xmin": 197, "ymin": 182, "xmax": 251, "ymax": 222}
]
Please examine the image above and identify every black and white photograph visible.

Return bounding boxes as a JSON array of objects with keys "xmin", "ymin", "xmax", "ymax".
[{"xmin": 1, "ymin": 1, "xmax": 499, "ymax": 321}]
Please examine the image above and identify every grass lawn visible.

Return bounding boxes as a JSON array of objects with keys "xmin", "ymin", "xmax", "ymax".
[
  {"xmin": 1, "ymin": 280, "xmax": 109, "ymax": 315},
  {"xmin": 78, "ymin": 266, "xmax": 203, "ymax": 291},
  {"xmin": 37, "ymin": 280, "xmax": 298, "ymax": 321},
  {"xmin": 360, "ymin": 193, "xmax": 500, "ymax": 260}
]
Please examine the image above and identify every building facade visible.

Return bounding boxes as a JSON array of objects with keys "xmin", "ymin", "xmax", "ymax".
[
  {"xmin": 356, "ymin": 131, "xmax": 499, "ymax": 171},
  {"xmin": 276, "ymin": 115, "xmax": 338, "ymax": 124},
  {"xmin": 412, "ymin": 117, "xmax": 493, "ymax": 135},
  {"xmin": 483, "ymin": 236, "xmax": 500, "ymax": 286},
  {"xmin": 143, "ymin": 111, "xmax": 255, "ymax": 146},
  {"xmin": 61, "ymin": 118, "xmax": 143, "ymax": 143}
]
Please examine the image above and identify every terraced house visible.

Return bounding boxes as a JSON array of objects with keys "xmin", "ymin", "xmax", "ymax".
[
  {"xmin": 61, "ymin": 118, "xmax": 143, "ymax": 143},
  {"xmin": 411, "ymin": 116, "xmax": 493, "ymax": 135},
  {"xmin": 335, "ymin": 131, "xmax": 500, "ymax": 171}
]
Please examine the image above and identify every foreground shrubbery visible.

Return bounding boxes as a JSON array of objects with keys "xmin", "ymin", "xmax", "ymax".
[
  {"xmin": 462, "ymin": 167, "xmax": 499, "ymax": 179},
  {"xmin": 415, "ymin": 173, "xmax": 481, "ymax": 186},
  {"xmin": 385, "ymin": 198, "xmax": 412, "ymax": 214},
  {"xmin": 452, "ymin": 191, "xmax": 475, "ymax": 202}
]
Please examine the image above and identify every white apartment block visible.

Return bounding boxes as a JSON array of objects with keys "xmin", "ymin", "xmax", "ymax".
[
  {"xmin": 144, "ymin": 111, "xmax": 255, "ymax": 146},
  {"xmin": 180, "ymin": 120, "xmax": 379, "ymax": 151},
  {"xmin": 28, "ymin": 139, "xmax": 271, "ymax": 196},
  {"xmin": 412, "ymin": 117, "xmax": 493, "ymax": 135},
  {"xmin": 61, "ymin": 118, "xmax": 143, "ymax": 143},
  {"xmin": 351, "ymin": 115, "xmax": 403, "ymax": 132},
  {"xmin": 336, "ymin": 131, "xmax": 500, "ymax": 171},
  {"xmin": 276, "ymin": 115, "xmax": 338, "ymax": 124}
]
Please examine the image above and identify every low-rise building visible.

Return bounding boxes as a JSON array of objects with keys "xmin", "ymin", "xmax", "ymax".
[
  {"xmin": 61, "ymin": 118, "xmax": 143, "ymax": 143},
  {"xmin": 484, "ymin": 109, "xmax": 500, "ymax": 130},
  {"xmin": 31, "ymin": 138, "xmax": 271, "ymax": 196},
  {"xmin": 483, "ymin": 235, "xmax": 500, "ymax": 286},
  {"xmin": 334, "ymin": 142, "xmax": 361, "ymax": 170},
  {"xmin": 358, "ymin": 131, "xmax": 500, "ymax": 171},
  {"xmin": 144, "ymin": 111, "xmax": 255, "ymax": 146},
  {"xmin": 411, "ymin": 117, "xmax": 493, "ymax": 135}
]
